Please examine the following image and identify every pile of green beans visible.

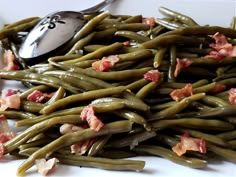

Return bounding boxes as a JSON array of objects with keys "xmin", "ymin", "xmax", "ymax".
[{"xmin": 1, "ymin": 7, "xmax": 236, "ymax": 176}]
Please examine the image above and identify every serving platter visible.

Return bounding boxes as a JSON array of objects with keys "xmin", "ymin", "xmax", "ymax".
[{"xmin": 0, "ymin": 0, "xmax": 236, "ymax": 176}]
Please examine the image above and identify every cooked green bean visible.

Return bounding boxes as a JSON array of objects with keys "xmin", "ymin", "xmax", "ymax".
[
  {"xmin": 88, "ymin": 135, "xmax": 111, "ymax": 156},
  {"xmin": 115, "ymin": 30, "xmax": 150, "ymax": 43},
  {"xmin": 153, "ymin": 47, "xmax": 167, "ymax": 68},
  {"xmin": 134, "ymin": 145, "xmax": 207, "ymax": 168},
  {"xmin": 168, "ymin": 45, "xmax": 177, "ymax": 81},
  {"xmin": 16, "ymin": 120, "xmax": 133, "ymax": 176}
]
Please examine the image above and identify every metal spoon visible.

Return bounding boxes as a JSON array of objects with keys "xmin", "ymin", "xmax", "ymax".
[{"xmin": 18, "ymin": 0, "xmax": 115, "ymax": 64}]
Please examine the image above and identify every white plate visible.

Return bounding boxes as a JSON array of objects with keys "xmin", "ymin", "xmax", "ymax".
[{"xmin": 0, "ymin": 0, "xmax": 236, "ymax": 176}]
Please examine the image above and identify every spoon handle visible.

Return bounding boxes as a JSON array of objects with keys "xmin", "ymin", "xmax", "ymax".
[{"xmin": 80, "ymin": 0, "xmax": 116, "ymax": 14}]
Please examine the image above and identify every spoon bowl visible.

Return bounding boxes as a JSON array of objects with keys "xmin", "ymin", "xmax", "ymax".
[{"xmin": 18, "ymin": 0, "xmax": 115, "ymax": 64}]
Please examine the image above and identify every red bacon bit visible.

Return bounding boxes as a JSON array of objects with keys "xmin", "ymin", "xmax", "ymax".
[
  {"xmin": 142, "ymin": 17, "xmax": 156, "ymax": 26},
  {"xmin": 172, "ymin": 133, "xmax": 206, "ymax": 156},
  {"xmin": 205, "ymin": 32, "xmax": 236, "ymax": 60},
  {"xmin": 27, "ymin": 90, "xmax": 55, "ymax": 103},
  {"xmin": 92, "ymin": 55, "xmax": 120, "ymax": 72},
  {"xmin": 35, "ymin": 158, "xmax": 59, "ymax": 176},
  {"xmin": 170, "ymin": 84, "xmax": 193, "ymax": 102},
  {"xmin": 174, "ymin": 58, "xmax": 193, "ymax": 78},
  {"xmin": 0, "ymin": 114, "xmax": 14, "ymax": 159},
  {"xmin": 210, "ymin": 84, "xmax": 226, "ymax": 94},
  {"xmin": 0, "ymin": 89, "xmax": 20, "ymax": 111},
  {"xmin": 60, "ymin": 124, "xmax": 93, "ymax": 155},
  {"xmin": 144, "ymin": 70, "xmax": 161, "ymax": 82},
  {"xmin": 228, "ymin": 88, "xmax": 236, "ymax": 105},
  {"xmin": 81, "ymin": 105, "xmax": 104, "ymax": 132},
  {"xmin": 2, "ymin": 50, "xmax": 20, "ymax": 71},
  {"xmin": 123, "ymin": 41, "xmax": 130, "ymax": 46}
]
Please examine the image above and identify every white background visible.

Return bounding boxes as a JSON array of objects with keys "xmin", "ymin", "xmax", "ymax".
[{"xmin": 0, "ymin": 0, "xmax": 236, "ymax": 176}]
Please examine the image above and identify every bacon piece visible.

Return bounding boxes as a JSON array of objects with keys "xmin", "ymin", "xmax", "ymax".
[
  {"xmin": 172, "ymin": 133, "xmax": 206, "ymax": 156},
  {"xmin": 228, "ymin": 88, "xmax": 236, "ymax": 105},
  {"xmin": 27, "ymin": 90, "xmax": 55, "ymax": 103},
  {"xmin": 174, "ymin": 58, "xmax": 193, "ymax": 78},
  {"xmin": 71, "ymin": 139, "xmax": 94, "ymax": 155},
  {"xmin": 80, "ymin": 105, "xmax": 104, "ymax": 132},
  {"xmin": 210, "ymin": 84, "xmax": 226, "ymax": 94},
  {"xmin": 142, "ymin": 17, "xmax": 156, "ymax": 26},
  {"xmin": 60, "ymin": 123, "xmax": 93, "ymax": 155},
  {"xmin": 170, "ymin": 84, "xmax": 193, "ymax": 102},
  {"xmin": 35, "ymin": 158, "xmax": 59, "ymax": 176},
  {"xmin": 205, "ymin": 32, "xmax": 236, "ymax": 60},
  {"xmin": 92, "ymin": 55, "xmax": 120, "ymax": 72},
  {"xmin": 2, "ymin": 50, "xmax": 20, "ymax": 71},
  {"xmin": 0, "ymin": 89, "xmax": 20, "ymax": 111},
  {"xmin": 144, "ymin": 70, "xmax": 161, "ymax": 82},
  {"xmin": 0, "ymin": 114, "xmax": 14, "ymax": 159}
]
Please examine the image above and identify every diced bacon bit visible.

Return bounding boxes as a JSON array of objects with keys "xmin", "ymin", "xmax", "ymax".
[
  {"xmin": 205, "ymin": 32, "xmax": 236, "ymax": 61},
  {"xmin": 0, "ymin": 115, "xmax": 14, "ymax": 159},
  {"xmin": 210, "ymin": 84, "xmax": 226, "ymax": 94},
  {"xmin": 0, "ymin": 89, "xmax": 21, "ymax": 111},
  {"xmin": 123, "ymin": 41, "xmax": 130, "ymax": 46},
  {"xmin": 27, "ymin": 90, "xmax": 55, "ymax": 103},
  {"xmin": 144, "ymin": 70, "xmax": 161, "ymax": 82},
  {"xmin": 170, "ymin": 83, "xmax": 193, "ymax": 102},
  {"xmin": 174, "ymin": 58, "xmax": 193, "ymax": 78},
  {"xmin": 71, "ymin": 139, "xmax": 94, "ymax": 155},
  {"xmin": 59, "ymin": 124, "xmax": 93, "ymax": 155},
  {"xmin": 142, "ymin": 17, "xmax": 156, "ymax": 26},
  {"xmin": 92, "ymin": 55, "xmax": 120, "ymax": 72},
  {"xmin": 172, "ymin": 133, "xmax": 206, "ymax": 156},
  {"xmin": 2, "ymin": 50, "xmax": 20, "ymax": 71},
  {"xmin": 80, "ymin": 105, "xmax": 104, "ymax": 132},
  {"xmin": 35, "ymin": 158, "xmax": 59, "ymax": 176},
  {"xmin": 228, "ymin": 88, "xmax": 236, "ymax": 105}
]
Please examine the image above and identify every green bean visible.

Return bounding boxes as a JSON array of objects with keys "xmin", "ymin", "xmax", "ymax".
[
  {"xmin": 40, "ymin": 86, "xmax": 127, "ymax": 114},
  {"xmin": 136, "ymin": 81, "xmax": 161, "ymax": 99},
  {"xmin": 98, "ymin": 149, "xmax": 137, "ymax": 159},
  {"xmin": 141, "ymin": 34, "xmax": 209, "ymax": 49},
  {"xmin": 123, "ymin": 15, "xmax": 142, "ymax": 23},
  {"xmin": 182, "ymin": 67, "xmax": 216, "ymax": 78},
  {"xmin": 115, "ymin": 30, "xmax": 150, "ymax": 43},
  {"xmin": 0, "ymin": 110, "xmax": 36, "ymax": 120},
  {"xmin": 19, "ymin": 138, "xmax": 52, "ymax": 150},
  {"xmin": 83, "ymin": 45, "xmax": 105, "ymax": 52},
  {"xmin": 20, "ymin": 101, "xmax": 45, "ymax": 114},
  {"xmin": 152, "ymin": 118, "xmax": 234, "ymax": 131},
  {"xmin": 192, "ymin": 79, "xmax": 209, "ymax": 88},
  {"xmin": 118, "ymin": 49, "xmax": 153, "ymax": 62},
  {"xmin": 67, "ymin": 11, "xmax": 110, "ymax": 47},
  {"xmin": 55, "ymin": 153, "xmax": 145, "ymax": 171},
  {"xmin": 93, "ymin": 28, "xmax": 117, "ymax": 41},
  {"xmin": 3, "ymin": 17, "xmax": 40, "ymax": 30},
  {"xmin": 126, "ymin": 78, "xmax": 149, "ymax": 91},
  {"xmin": 176, "ymin": 52, "xmax": 199, "ymax": 58},
  {"xmin": 133, "ymin": 145, "xmax": 207, "ymax": 168},
  {"xmin": 46, "ymin": 87, "xmax": 65, "ymax": 104},
  {"xmin": 63, "ymin": 42, "xmax": 124, "ymax": 64},
  {"xmin": 16, "ymin": 101, "xmax": 125, "ymax": 127},
  {"xmin": 152, "ymin": 93, "xmax": 206, "ymax": 120},
  {"xmin": 20, "ymin": 85, "xmax": 50, "ymax": 99},
  {"xmin": 0, "ymin": 70, "xmax": 80, "ymax": 93},
  {"xmin": 159, "ymin": 7, "xmax": 199, "ymax": 26},
  {"xmin": 4, "ymin": 114, "xmax": 83, "ymax": 153},
  {"xmin": 153, "ymin": 47, "xmax": 167, "ymax": 68},
  {"xmin": 150, "ymin": 100, "xmax": 176, "ymax": 110},
  {"xmin": 0, "ymin": 18, "xmax": 40, "ymax": 40},
  {"xmin": 16, "ymin": 120, "xmax": 133, "ymax": 176},
  {"xmin": 88, "ymin": 135, "xmax": 111, "ymax": 156},
  {"xmin": 228, "ymin": 140, "xmax": 236, "ymax": 149},
  {"xmin": 217, "ymin": 78, "xmax": 236, "ymax": 87},
  {"xmin": 107, "ymin": 131, "xmax": 156, "ymax": 149},
  {"xmin": 201, "ymin": 95, "xmax": 230, "ymax": 107},
  {"xmin": 141, "ymin": 26, "xmax": 236, "ymax": 49},
  {"xmin": 113, "ymin": 109, "xmax": 151, "ymax": 130},
  {"xmin": 168, "ymin": 45, "xmax": 177, "ymax": 81},
  {"xmin": 213, "ymin": 73, "xmax": 236, "ymax": 82},
  {"xmin": 183, "ymin": 47, "xmax": 212, "ymax": 55},
  {"xmin": 207, "ymin": 142, "xmax": 236, "ymax": 163},
  {"xmin": 174, "ymin": 128, "xmax": 229, "ymax": 147},
  {"xmin": 193, "ymin": 82, "xmax": 216, "ymax": 93},
  {"xmin": 217, "ymin": 130, "xmax": 236, "ymax": 141},
  {"xmin": 96, "ymin": 23, "xmax": 150, "ymax": 31},
  {"xmin": 155, "ymin": 18, "xmax": 185, "ymax": 30},
  {"xmin": 58, "ymin": 64, "xmax": 153, "ymax": 81},
  {"xmin": 66, "ymin": 32, "xmax": 95, "ymax": 55}
]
